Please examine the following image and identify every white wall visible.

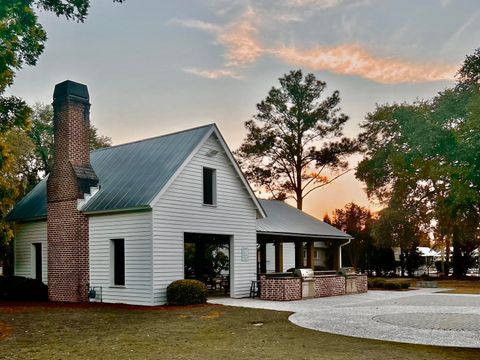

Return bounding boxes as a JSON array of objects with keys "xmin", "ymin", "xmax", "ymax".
[
  {"xmin": 14, "ymin": 221, "xmax": 48, "ymax": 283},
  {"xmin": 152, "ymin": 134, "xmax": 258, "ymax": 305},
  {"xmin": 89, "ymin": 210, "xmax": 153, "ymax": 306}
]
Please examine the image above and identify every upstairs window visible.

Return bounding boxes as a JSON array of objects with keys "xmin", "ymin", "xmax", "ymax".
[
  {"xmin": 111, "ymin": 239, "xmax": 125, "ymax": 286},
  {"xmin": 203, "ymin": 167, "xmax": 216, "ymax": 205}
]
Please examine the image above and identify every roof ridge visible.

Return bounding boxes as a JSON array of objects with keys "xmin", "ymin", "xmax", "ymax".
[{"xmin": 91, "ymin": 123, "xmax": 216, "ymax": 153}]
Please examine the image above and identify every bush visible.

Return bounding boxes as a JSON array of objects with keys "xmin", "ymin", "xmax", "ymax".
[
  {"xmin": 384, "ymin": 281, "xmax": 402, "ymax": 290},
  {"xmin": 367, "ymin": 279, "xmax": 374, "ymax": 289},
  {"xmin": 167, "ymin": 279, "xmax": 207, "ymax": 306},
  {"xmin": 400, "ymin": 282, "xmax": 410, "ymax": 289},
  {"xmin": 0, "ymin": 276, "xmax": 48, "ymax": 301},
  {"xmin": 371, "ymin": 278, "xmax": 386, "ymax": 289}
]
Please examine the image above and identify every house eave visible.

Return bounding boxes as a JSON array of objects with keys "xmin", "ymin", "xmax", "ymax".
[
  {"xmin": 8, "ymin": 215, "xmax": 47, "ymax": 223},
  {"xmin": 82, "ymin": 205, "xmax": 152, "ymax": 216},
  {"xmin": 256, "ymin": 230, "xmax": 353, "ymax": 241}
]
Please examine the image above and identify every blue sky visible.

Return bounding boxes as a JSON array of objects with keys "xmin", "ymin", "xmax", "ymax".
[{"xmin": 8, "ymin": 0, "xmax": 480, "ymax": 218}]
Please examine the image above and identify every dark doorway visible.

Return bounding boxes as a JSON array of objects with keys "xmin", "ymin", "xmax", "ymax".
[
  {"xmin": 184, "ymin": 233, "xmax": 230, "ymax": 295},
  {"xmin": 33, "ymin": 243, "xmax": 42, "ymax": 282}
]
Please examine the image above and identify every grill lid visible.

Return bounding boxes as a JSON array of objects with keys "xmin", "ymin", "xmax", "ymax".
[
  {"xmin": 293, "ymin": 268, "xmax": 315, "ymax": 278},
  {"xmin": 340, "ymin": 267, "xmax": 356, "ymax": 276}
]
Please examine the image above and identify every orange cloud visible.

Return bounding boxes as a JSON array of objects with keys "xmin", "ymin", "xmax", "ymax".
[
  {"xmin": 171, "ymin": 7, "xmax": 457, "ymax": 84},
  {"xmin": 272, "ymin": 44, "xmax": 456, "ymax": 83},
  {"xmin": 217, "ymin": 8, "xmax": 263, "ymax": 67}
]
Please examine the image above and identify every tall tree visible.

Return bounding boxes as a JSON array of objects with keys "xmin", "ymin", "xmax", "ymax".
[
  {"xmin": 0, "ymin": 127, "xmax": 35, "ymax": 272},
  {"xmin": 236, "ymin": 70, "xmax": 357, "ymax": 209},
  {"xmin": 356, "ymin": 49, "xmax": 480, "ymax": 276},
  {"xmin": 0, "ymin": 1, "xmax": 122, "ymax": 131},
  {"xmin": 330, "ymin": 202, "xmax": 375, "ymax": 270}
]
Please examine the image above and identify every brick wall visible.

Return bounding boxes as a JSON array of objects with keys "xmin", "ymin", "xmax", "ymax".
[
  {"xmin": 314, "ymin": 275, "xmax": 346, "ymax": 297},
  {"xmin": 47, "ymin": 82, "xmax": 92, "ymax": 302},
  {"xmin": 260, "ymin": 275, "xmax": 302, "ymax": 301},
  {"xmin": 47, "ymin": 200, "xmax": 89, "ymax": 301},
  {"xmin": 354, "ymin": 274, "xmax": 368, "ymax": 294}
]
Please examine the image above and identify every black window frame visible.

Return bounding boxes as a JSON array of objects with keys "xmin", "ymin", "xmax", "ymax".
[
  {"xmin": 33, "ymin": 243, "xmax": 42, "ymax": 282},
  {"xmin": 203, "ymin": 167, "xmax": 216, "ymax": 205},
  {"xmin": 111, "ymin": 238, "xmax": 125, "ymax": 286}
]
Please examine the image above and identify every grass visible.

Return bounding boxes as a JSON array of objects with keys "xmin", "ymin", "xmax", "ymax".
[
  {"xmin": 0, "ymin": 302, "xmax": 479, "ymax": 360},
  {"xmin": 434, "ymin": 279, "xmax": 480, "ymax": 294},
  {"xmin": 371, "ymin": 277, "xmax": 480, "ymax": 294}
]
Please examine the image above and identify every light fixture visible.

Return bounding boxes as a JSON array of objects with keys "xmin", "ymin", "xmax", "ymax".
[{"xmin": 206, "ymin": 149, "xmax": 219, "ymax": 157}]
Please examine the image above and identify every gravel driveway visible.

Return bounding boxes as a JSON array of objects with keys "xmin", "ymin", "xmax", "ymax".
[{"xmin": 209, "ymin": 288, "xmax": 480, "ymax": 348}]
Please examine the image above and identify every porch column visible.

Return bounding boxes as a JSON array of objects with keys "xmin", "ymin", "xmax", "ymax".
[
  {"xmin": 333, "ymin": 245, "xmax": 341, "ymax": 271},
  {"xmin": 295, "ymin": 241, "xmax": 304, "ymax": 268},
  {"xmin": 274, "ymin": 241, "xmax": 283, "ymax": 272},
  {"xmin": 306, "ymin": 240, "xmax": 315, "ymax": 270},
  {"xmin": 259, "ymin": 242, "xmax": 267, "ymax": 274}
]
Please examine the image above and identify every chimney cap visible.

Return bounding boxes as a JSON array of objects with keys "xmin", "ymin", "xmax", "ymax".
[{"xmin": 53, "ymin": 80, "xmax": 89, "ymax": 102}]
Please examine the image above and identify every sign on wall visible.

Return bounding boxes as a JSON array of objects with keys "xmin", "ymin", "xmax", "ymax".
[{"xmin": 241, "ymin": 247, "xmax": 249, "ymax": 262}]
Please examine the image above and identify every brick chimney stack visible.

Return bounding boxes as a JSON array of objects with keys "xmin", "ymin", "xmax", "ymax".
[{"xmin": 47, "ymin": 80, "xmax": 98, "ymax": 302}]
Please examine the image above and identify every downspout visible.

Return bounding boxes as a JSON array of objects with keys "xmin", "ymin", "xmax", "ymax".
[{"xmin": 338, "ymin": 238, "xmax": 352, "ymax": 270}]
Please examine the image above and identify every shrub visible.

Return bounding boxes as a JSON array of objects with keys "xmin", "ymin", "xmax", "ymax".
[
  {"xmin": 167, "ymin": 279, "xmax": 207, "ymax": 306},
  {"xmin": 367, "ymin": 279, "xmax": 374, "ymax": 289},
  {"xmin": 0, "ymin": 275, "xmax": 47, "ymax": 301},
  {"xmin": 371, "ymin": 278, "xmax": 386, "ymax": 289},
  {"xmin": 384, "ymin": 281, "xmax": 402, "ymax": 290},
  {"xmin": 400, "ymin": 282, "xmax": 410, "ymax": 289}
]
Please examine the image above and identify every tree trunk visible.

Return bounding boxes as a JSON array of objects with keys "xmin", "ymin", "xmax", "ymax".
[
  {"xmin": 445, "ymin": 238, "xmax": 451, "ymax": 276},
  {"xmin": 296, "ymin": 195, "xmax": 303, "ymax": 210},
  {"xmin": 400, "ymin": 248, "xmax": 405, "ymax": 277}
]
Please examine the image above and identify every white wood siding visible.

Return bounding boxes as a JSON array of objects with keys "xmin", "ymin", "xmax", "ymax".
[
  {"xmin": 14, "ymin": 221, "xmax": 48, "ymax": 283},
  {"xmin": 89, "ymin": 211, "xmax": 153, "ymax": 306},
  {"xmin": 152, "ymin": 134, "xmax": 257, "ymax": 305}
]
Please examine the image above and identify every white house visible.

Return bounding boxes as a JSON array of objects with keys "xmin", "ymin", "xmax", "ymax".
[{"xmin": 8, "ymin": 80, "xmax": 353, "ymax": 306}]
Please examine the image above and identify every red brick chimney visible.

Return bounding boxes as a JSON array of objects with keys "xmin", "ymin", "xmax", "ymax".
[{"xmin": 47, "ymin": 80, "xmax": 98, "ymax": 302}]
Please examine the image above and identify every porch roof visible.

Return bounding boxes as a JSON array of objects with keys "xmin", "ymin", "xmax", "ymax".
[{"xmin": 256, "ymin": 200, "xmax": 352, "ymax": 240}]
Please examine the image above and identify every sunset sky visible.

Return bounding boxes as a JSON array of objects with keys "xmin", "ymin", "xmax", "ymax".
[{"xmin": 7, "ymin": 0, "xmax": 480, "ymax": 219}]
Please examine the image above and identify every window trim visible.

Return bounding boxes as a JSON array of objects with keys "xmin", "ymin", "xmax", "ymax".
[
  {"xmin": 110, "ymin": 238, "xmax": 125, "ymax": 287},
  {"xmin": 202, "ymin": 166, "xmax": 217, "ymax": 206}
]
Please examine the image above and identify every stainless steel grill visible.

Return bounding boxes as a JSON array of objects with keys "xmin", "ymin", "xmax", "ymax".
[
  {"xmin": 340, "ymin": 267, "xmax": 356, "ymax": 276},
  {"xmin": 293, "ymin": 268, "xmax": 315, "ymax": 280},
  {"xmin": 293, "ymin": 268, "xmax": 315, "ymax": 298}
]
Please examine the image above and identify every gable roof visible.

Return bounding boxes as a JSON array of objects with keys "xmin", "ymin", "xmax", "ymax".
[
  {"xmin": 9, "ymin": 124, "xmax": 265, "ymax": 221},
  {"xmin": 257, "ymin": 199, "xmax": 352, "ymax": 240}
]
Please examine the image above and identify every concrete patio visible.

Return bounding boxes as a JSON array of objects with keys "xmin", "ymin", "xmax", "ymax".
[{"xmin": 209, "ymin": 288, "xmax": 480, "ymax": 348}]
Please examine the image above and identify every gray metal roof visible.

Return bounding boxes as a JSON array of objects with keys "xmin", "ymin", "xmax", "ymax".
[
  {"xmin": 256, "ymin": 199, "xmax": 352, "ymax": 239},
  {"xmin": 8, "ymin": 124, "xmax": 213, "ymax": 221}
]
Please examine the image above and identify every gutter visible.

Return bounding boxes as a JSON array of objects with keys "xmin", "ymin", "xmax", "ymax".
[{"xmin": 338, "ymin": 238, "xmax": 352, "ymax": 269}]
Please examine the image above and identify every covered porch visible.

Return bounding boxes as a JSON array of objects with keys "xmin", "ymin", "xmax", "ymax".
[
  {"xmin": 255, "ymin": 200, "xmax": 367, "ymax": 301},
  {"xmin": 257, "ymin": 235, "xmax": 346, "ymax": 274}
]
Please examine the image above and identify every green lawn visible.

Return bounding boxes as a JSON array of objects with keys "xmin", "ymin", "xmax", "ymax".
[{"xmin": 0, "ymin": 302, "xmax": 478, "ymax": 360}]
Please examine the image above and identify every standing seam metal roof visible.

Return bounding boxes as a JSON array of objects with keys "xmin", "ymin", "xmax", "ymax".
[
  {"xmin": 8, "ymin": 124, "xmax": 213, "ymax": 221},
  {"xmin": 257, "ymin": 199, "xmax": 352, "ymax": 239}
]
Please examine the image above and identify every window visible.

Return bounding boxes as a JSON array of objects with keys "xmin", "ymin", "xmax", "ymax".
[
  {"xmin": 32, "ymin": 243, "xmax": 42, "ymax": 281},
  {"xmin": 203, "ymin": 167, "xmax": 216, "ymax": 205},
  {"xmin": 111, "ymin": 239, "xmax": 125, "ymax": 286}
]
